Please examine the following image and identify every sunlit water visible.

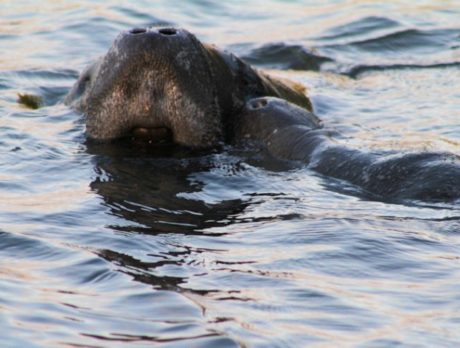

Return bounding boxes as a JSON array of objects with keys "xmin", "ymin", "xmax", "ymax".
[{"xmin": 1, "ymin": 1, "xmax": 460, "ymax": 347}]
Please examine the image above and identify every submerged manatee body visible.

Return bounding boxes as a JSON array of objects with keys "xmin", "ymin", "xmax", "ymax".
[
  {"xmin": 67, "ymin": 27, "xmax": 460, "ymax": 202},
  {"xmin": 65, "ymin": 27, "xmax": 311, "ymax": 147}
]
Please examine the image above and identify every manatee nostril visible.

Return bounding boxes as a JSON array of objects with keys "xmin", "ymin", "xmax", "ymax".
[
  {"xmin": 130, "ymin": 28, "xmax": 147, "ymax": 34},
  {"xmin": 250, "ymin": 98, "xmax": 268, "ymax": 109},
  {"xmin": 159, "ymin": 28, "xmax": 177, "ymax": 36}
]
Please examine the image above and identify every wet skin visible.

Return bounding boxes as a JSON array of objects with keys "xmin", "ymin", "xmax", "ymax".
[{"xmin": 66, "ymin": 27, "xmax": 460, "ymax": 202}]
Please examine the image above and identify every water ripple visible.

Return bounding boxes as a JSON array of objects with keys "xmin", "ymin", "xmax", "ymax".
[{"xmin": 1, "ymin": 1, "xmax": 460, "ymax": 347}]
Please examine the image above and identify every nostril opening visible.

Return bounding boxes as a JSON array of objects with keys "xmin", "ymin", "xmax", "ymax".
[
  {"xmin": 250, "ymin": 98, "xmax": 268, "ymax": 109},
  {"xmin": 159, "ymin": 28, "xmax": 177, "ymax": 36},
  {"xmin": 130, "ymin": 28, "xmax": 147, "ymax": 34}
]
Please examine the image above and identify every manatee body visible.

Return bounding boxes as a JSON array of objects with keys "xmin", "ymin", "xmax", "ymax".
[
  {"xmin": 235, "ymin": 97, "xmax": 460, "ymax": 201},
  {"xmin": 65, "ymin": 27, "xmax": 311, "ymax": 148}
]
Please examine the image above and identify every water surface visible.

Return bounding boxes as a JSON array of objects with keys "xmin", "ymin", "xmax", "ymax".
[{"xmin": 1, "ymin": 1, "xmax": 460, "ymax": 347}]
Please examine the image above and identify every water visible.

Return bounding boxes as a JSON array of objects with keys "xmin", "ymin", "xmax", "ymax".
[{"xmin": 1, "ymin": 1, "xmax": 460, "ymax": 347}]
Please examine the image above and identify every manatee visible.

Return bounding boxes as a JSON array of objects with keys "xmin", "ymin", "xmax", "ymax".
[
  {"xmin": 235, "ymin": 97, "xmax": 460, "ymax": 201},
  {"xmin": 65, "ymin": 27, "xmax": 311, "ymax": 148},
  {"xmin": 67, "ymin": 27, "xmax": 460, "ymax": 202}
]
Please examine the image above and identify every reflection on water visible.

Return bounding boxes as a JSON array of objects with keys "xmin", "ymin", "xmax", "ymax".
[
  {"xmin": 1, "ymin": 0, "xmax": 460, "ymax": 347},
  {"xmin": 88, "ymin": 142, "xmax": 251, "ymax": 236}
]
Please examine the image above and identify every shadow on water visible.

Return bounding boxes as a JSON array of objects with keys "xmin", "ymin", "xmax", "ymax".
[
  {"xmin": 79, "ymin": 141, "xmax": 258, "ymax": 346},
  {"xmin": 238, "ymin": 15, "xmax": 460, "ymax": 78},
  {"xmin": 240, "ymin": 43, "xmax": 333, "ymax": 71},
  {"xmin": 85, "ymin": 140, "xmax": 255, "ymax": 290}
]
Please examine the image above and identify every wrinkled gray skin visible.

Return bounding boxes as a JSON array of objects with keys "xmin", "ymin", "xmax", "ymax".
[
  {"xmin": 65, "ymin": 27, "xmax": 311, "ymax": 147},
  {"xmin": 67, "ymin": 27, "xmax": 460, "ymax": 202},
  {"xmin": 235, "ymin": 97, "xmax": 460, "ymax": 201}
]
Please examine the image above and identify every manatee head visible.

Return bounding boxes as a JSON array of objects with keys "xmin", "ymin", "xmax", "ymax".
[
  {"xmin": 66, "ymin": 27, "xmax": 312, "ymax": 148},
  {"xmin": 65, "ymin": 27, "xmax": 225, "ymax": 147},
  {"xmin": 235, "ymin": 97, "xmax": 321, "ymax": 142}
]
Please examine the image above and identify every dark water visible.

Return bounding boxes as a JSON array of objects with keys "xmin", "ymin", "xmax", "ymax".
[{"xmin": 1, "ymin": 1, "xmax": 460, "ymax": 347}]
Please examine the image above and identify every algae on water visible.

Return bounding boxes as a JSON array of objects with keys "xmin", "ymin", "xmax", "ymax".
[{"xmin": 17, "ymin": 93, "xmax": 43, "ymax": 109}]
